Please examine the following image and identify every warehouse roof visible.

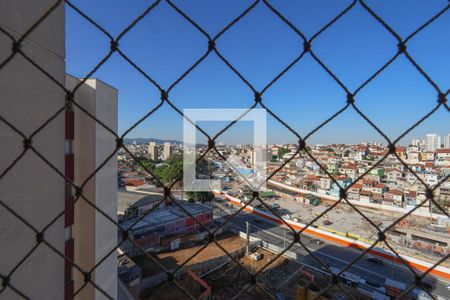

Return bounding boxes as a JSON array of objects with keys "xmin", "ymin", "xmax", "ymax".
[
  {"xmin": 121, "ymin": 202, "xmax": 212, "ymax": 233},
  {"xmin": 118, "ymin": 191, "xmax": 164, "ymax": 214}
]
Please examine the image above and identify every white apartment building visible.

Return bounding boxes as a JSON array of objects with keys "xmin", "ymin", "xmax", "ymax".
[
  {"xmin": 163, "ymin": 142, "xmax": 172, "ymax": 161},
  {"xmin": 411, "ymin": 139, "xmax": 421, "ymax": 147},
  {"xmin": 250, "ymin": 148, "xmax": 272, "ymax": 166},
  {"xmin": 66, "ymin": 75, "xmax": 118, "ymax": 300},
  {"xmin": 444, "ymin": 134, "xmax": 450, "ymax": 149},
  {"xmin": 426, "ymin": 133, "xmax": 441, "ymax": 152}
]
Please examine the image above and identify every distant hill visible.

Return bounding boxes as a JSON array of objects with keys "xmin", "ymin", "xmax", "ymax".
[{"xmin": 123, "ymin": 138, "xmax": 183, "ymax": 145}]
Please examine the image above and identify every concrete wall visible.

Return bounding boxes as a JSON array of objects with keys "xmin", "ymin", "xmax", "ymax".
[
  {"xmin": 92, "ymin": 79, "xmax": 118, "ymax": 300},
  {"xmin": 68, "ymin": 76, "xmax": 118, "ymax": 299},
  {"xmin": 0, "ymin": 1, "xmax": 65, "ymax": 299}
]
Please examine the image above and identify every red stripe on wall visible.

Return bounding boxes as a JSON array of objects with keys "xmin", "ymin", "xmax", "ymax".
[
  {"xmin": 64, "ymin": 280, "xmax": 74, "ymax": 300},
  {"xmin": 65, "ymin": 196, "xmax": 74, "ymax": 227},
  {"xmin": 65, "ymin": 111, "xmax": 74, "ymax": 140},
  {"xmin": 65, "ymin": 154, "xmax": 74, "ymax": 181}
]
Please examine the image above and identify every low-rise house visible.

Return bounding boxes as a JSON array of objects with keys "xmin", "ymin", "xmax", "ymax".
[
  {"xmin": 385, "ymin": 169, "xmax": 403, "ymax": 184},
  {"xmin": 370, "ymin": 167, "xmax": 385, "ymax": 177},
  {"xmin": 360, "ymin": 190, "xmax": 372, "ymax": 203},
  {"xmin": 339, "ymin": 164, "xmax": 358, "ymax": 178},
  {"xmin": 395, "ymin": 146, "xmax": 407, "ymax": 159},
  {"xmin": 439, "ymin": 182, "xmax": 450, "ymax": 201},
  {"xmin": 406, "ymin": 172, "xmax": 418, "ymax": 185},
  {"xmin": 420, "ymin": 151, "xmax": 435, "ymax": 162},
  {"xmin": 405, "ymin": 190, "xmax": 417, "ymax": 206},
  {"xmin": 319, "ymin": 177, "xmax": 332, "ymax": 190},
  {"xmin": 347, "ymin": 184, "xmax": 362, "ymax": 201},
  {"xmin": 416, "ymin": 172, "xmax": 439, "ymax": 187},
  {"xmin": 425, "ymin": 173, "xmax": 439, "ymax": 187},
  {"xmin": 436, "ymin": 148, "xmax": 450, "ymax": 159},
  {"xmin": 409, "ymin": 163, "xmax": 424, "ymax": 173},
  {"xmin": 361, "ymin": 179, "xmax": 376, "ymax": 191},
  {"xmin": 327, "ymin": 161, "xmax": 339, "ymax": 174},
  {"xmin": 392, "ymin": 177, "xmax": 406, "ymax": 189},
  {"xmin": 371, "ymin": 183, "xmax": 388, "ymax": 204},
  {"xmin": 383, "ymin": 190, "xmax": 404, "ymax": 207},
  {"xmin": 407, "ymin": 152, "xmax": 420, "ymax": 163},
  {"xmin": 329, "ymin": 176, "xmax": 353, "ymax": 197}
]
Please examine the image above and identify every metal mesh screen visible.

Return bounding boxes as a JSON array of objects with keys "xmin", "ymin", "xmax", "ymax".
[{"xmin": 1, "ymin": 0, "xmax": 449, "ymax": 299}]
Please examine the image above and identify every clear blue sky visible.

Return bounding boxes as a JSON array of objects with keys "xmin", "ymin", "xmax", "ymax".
[{"xmin": 66, "ymin": 0, "xmax": 450, "ymax": 145}]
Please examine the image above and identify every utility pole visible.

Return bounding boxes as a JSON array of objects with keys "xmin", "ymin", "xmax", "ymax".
[{"xmin": 246, "ymin": 221, "xmax": 250, "ymax": 254}]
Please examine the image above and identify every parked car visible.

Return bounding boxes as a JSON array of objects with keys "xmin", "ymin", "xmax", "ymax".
[
  {"xmin": 366, "ymin": 256, "xmax": 384, "ymax": 265},
  {"xmin": 421, "ymin": 281, "xmax": 433, "ymax": 291},
  {"xmin": 366, "ymin": 280, "xmax": 382, "ymax": 288}
]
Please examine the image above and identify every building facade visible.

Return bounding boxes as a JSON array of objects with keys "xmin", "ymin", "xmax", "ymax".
[
  {"xmin": 163, "ymin": 142, "xmax": 172, "ymax": 161},
  {"xmin": 66, "ymin": 75, "xmax": 118, "ymax": 300},
  {"xmin": 148, "ymin": 142, "xmax": 158, "ymax": 161},
  {"xmin": 444, "ymin": 134, "xmax": 450, "ymax": 149},
  {"xmin": 426, "ymin": 133, "xmax": 441, "ymax": 152}
]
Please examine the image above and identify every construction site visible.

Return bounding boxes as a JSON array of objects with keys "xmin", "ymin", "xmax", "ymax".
[
  {"xmin": 138, "ymin": 230, "xmax": 370, "ymax": 300},
  {"xmin": 203, "ymin": 247, "xmax": 367, "ymax": 300},
  {"xmin": 257, "ymin": 193, "xmax": 449, "ymax": 268}
]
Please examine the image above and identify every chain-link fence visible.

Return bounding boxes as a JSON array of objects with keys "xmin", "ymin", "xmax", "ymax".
[{"xmin": 1, "ymin": 0, "xmax": 449, "ymax": 299}]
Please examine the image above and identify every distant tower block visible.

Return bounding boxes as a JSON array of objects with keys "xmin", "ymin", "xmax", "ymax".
[
  {"xmin": 164, "ymin": 142, "xmax": 172, "ymax": 161},
  {"xmin": 148, "ymin": 142, "xmax": 158, "ymax": 161}
]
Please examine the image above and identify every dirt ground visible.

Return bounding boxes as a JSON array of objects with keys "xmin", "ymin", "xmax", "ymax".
[
  {"xmin": 205, "ymin": 247, "xmax": 371, "ymax": 300},
  {"xmin": 158, "ymin": 232, "xmax": 246, "ymax": 268},
  {"xmin": 134, "ymin": 232, "xmax": 246, "ymax": 277},
  {"xmin": 203, "ymin": 248, "xmax": 298, "ymax": 299},
  {"xmin": 141, "ymin": 275, "xmax": 206, "ymax": 300}
]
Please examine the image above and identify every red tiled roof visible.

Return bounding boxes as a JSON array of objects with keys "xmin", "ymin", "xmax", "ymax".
[
  {"xmin": 388, "ymin": 190, "xmax": 403, "ymax": 196},
  {"xmin": 342, "ymin": 165, "xmax": 357, "ymax": 170},
  {"xmin": 406, "ymin": 191, "xmax": 416, "ymax": 198},
  {"xmin": 332, "ymin": 175, "xmax": 348, "ymax": 180},
  {"xmin": 305, "ymin": 175, "xmax": 320, "ymax": 181},
  {"xmin": 362, "ymin": 179, "xmax": 375, "ymax": 185},
  {"xmin": 350, "ymin": 184, "xmax": 362, "ymax": 189},
  {"xmin": 436, "ymin": 148, "xmax": 450, "ymax": 154}
]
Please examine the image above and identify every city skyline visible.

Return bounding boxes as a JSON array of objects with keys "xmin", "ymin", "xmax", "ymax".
[{"xmin": 124, "ymin": 131, "xmax": 450, "ymax": 147}]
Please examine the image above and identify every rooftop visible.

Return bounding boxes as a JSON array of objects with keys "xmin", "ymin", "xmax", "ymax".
[
  {"xmin": 121, "ymin": 202, "xmax": 212, "ymax": 233},
  {"xmin": 118, "ymin": 191, "xmax": 164, "ymax": 214}
]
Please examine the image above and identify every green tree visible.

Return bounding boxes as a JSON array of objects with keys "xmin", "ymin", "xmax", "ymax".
[
  {"xmin": 278, "ymin": 147, "xmax": 290, "ymax": 160},
  {"xmin": 153, "ymin": 154, "xmax": 216, "ymax": 189},
  {"xmin": 196, "ymin": 158, "xmax": 217, "ymax": 177},
  {"xmin": 155, "ymin": 158, "xmax": 183, "ymax": 186},
  {"xmin": 186, "ymin": 191, "xmax": 214, "ymax": 204},
  {"xmin": 136, "ymin": 157, "xmax": 155, "ymax": 172}
]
